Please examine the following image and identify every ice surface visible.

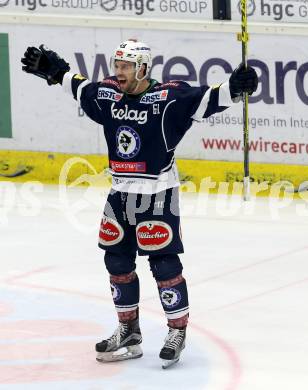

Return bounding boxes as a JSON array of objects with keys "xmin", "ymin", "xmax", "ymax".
[{"xmin": 0, "ymin": 183, "xmax": 307, "ymax": 390}]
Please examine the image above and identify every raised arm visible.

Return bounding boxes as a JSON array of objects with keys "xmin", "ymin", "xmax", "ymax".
[
  {"xmin": 192, "ymin": 63, "xmax": 258, "ymax": 121},
  {"xmin": 21, "ymin": 45, "xmax": 105, "ymax": 125},
  {"xmin": 21, "ymin": 45, "xmax": 70, "ymax": 85}
]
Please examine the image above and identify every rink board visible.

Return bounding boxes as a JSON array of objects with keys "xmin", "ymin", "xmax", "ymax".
[
  {"xmin": 0, "ymin": 24, "xmax": 308, "ymax": 166},
  {"xmin": 1, "ymin": 150, "xmax": 307, "ymax": 197}
]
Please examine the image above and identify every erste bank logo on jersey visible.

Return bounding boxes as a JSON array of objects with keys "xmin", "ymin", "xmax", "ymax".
[
  {"xmin": 97, "ymin": 87, "xmax": 123, "ymax": 102},
  {"xmin": 140, "ymin": 89, "xmax": 169, "ymax": 104}
]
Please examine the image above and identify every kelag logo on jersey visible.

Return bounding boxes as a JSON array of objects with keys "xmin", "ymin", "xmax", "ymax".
[
  {"xmin": 116, "ymin": 126, "xmax": 141, "ymax": 159},
  {"xmin": 111, "ymin": 103, "xmax": 148, "ymax": 124},
  {"xmin": 97, "ymin": 87, "xmax": 123, "ymax": 102},
  {"xmin": 140, "ymin": 90, "xmax": 169, "ymax": 104}
]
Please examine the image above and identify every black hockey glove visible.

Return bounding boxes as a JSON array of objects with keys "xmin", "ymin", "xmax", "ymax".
[
  {"xmin": 21, "ymin": 44, "xmax": 70, "ymax": 85},
  {"xmin": 229, "ymin": 63, "xmax": 258, "ymax": 101}
]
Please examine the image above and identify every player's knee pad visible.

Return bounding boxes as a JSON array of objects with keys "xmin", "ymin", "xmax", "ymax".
[
  {"xmin": 104, "ymin": 251, "xmax": 136, "ymax": 276},
  {"xmin": 148, "ymin": 254, "xmax": 183, "ymax": 281}
]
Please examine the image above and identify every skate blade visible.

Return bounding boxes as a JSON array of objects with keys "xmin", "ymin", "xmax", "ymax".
[
  {"xmin": 161, "ymin": 357, "xmax": 179, "ymax": 369},
  {"xmin": 96, "ymin": 345, "xmax": 143, "ymax": 362}
]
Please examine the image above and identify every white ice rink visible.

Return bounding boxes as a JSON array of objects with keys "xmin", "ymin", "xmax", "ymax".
[{"xmin": 1, "ymin": 183, "xmax": 308, "ymax": 390}]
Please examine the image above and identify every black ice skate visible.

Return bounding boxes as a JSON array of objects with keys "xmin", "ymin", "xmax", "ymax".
[
  {"xmin": 96, "ymin": 318, "xmax": 142, "ymax": 362},
  {"xmin": 159, "ymin": 327, "xmax": 186, "ymax": 369}
]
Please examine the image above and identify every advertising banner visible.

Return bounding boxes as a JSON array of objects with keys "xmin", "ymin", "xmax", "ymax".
[
  {"xmin": 0, "ymin": 24, "xmax": 308, "ymax": 166},
  {"xmin": 0, "ymin": 33, "xmax": 12, "ymax": 138},
  {"xmin": 231, "ymin": 0, "xmax": 308, "ymax": 23},
  {"xmin": 0, "ymin": 0, "xmax": 212, "ymax": 19}
]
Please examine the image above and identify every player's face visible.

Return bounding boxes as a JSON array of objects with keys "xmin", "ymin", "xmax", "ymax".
[{"xmin": 114, "ymin": 60, "xmax": 138, "ymax": 93}]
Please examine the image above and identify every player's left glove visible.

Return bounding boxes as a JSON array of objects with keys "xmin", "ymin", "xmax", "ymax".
[
  {"xmin": 229, "ymin": 63, "xmax": 258, "ymax": 101},
  {"xmin": 21, "ymin": 44, "xmax": 70, "ymax": 85}
]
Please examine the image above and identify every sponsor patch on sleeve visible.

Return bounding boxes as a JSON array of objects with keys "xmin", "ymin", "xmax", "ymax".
[
  {"xmin": 136, "ymin": 221, "xmax": 173, "ymax": 251},
  {"xmin": 97, "ymin": 87, "xmax": 123, "ymax": 102},
  {"xmin": 140, "ymin": 90, "xmax": 169, "ymax": 104}
]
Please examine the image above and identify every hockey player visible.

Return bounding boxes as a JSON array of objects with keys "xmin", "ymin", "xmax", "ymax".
[{"xmin": 21, "ymin": 40, "xmax": 258, "ymax": 368}]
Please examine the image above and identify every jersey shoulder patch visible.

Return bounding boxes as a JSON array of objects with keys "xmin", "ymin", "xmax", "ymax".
[
  {"xmin": 154, "ymin": 80, "xmax": 190, "ymax": 90},
  {"xmin": 73, "ymin": 74, "xmax": 87, "ymax": 81},
  {"xmin": 97, "ymin": 77, "xmax": 123, "ymax": 101},
  {"xmin": 100, "ymin": 77, "xmax": 121, "ymax": 91}
]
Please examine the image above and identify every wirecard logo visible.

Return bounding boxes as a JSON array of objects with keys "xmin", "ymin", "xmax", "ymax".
[
  {"xmin": 140, "ymin": 90, "xmax": 169, "ymax": 104},
  {"xmin": 76, "ymin": 52, "xmax": 308, "ymax": 105},
  {"xmin": 97, "ymin": 87, "xmax": 123, "ymax": 102}
]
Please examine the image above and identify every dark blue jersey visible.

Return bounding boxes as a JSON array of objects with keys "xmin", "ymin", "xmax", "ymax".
[{"xmin": 63, "ymin": 73, "xmax": 234, "ymax": 193}]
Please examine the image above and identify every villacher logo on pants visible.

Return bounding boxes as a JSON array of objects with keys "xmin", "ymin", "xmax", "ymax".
[{"xmin": 0, "ymin": 33, "xmax": 12, "ymax": 138}]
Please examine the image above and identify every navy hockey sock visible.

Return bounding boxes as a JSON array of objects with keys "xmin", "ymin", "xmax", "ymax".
[
  {"xmin": 157, "ymin": 274, "xmax": 189, "ymax": 329},
  {"xmin": 110, "ymin": 272, "xmax": 140, "ymax": 322}
]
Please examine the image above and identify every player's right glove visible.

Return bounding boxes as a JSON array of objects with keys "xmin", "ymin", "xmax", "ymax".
[
  {"xmin": 229, "ymin": 63, "xmax": 258, "ymax": 101},
  {"xmin": 21, "ymin": 44, "xmax": 70, "ymax": 85}
]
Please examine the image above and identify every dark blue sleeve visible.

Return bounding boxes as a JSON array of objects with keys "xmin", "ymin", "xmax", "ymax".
[
  {"xmin": 172, "ymin": 82, "xmax": 232, "ymax": 127},
  {"xmin": 162, "ymin": 81, "xmax": 233, "ymax": 150},
  {"xmin": 62, "ymin": 73, "xmax": 106, "ymax": 125}
]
